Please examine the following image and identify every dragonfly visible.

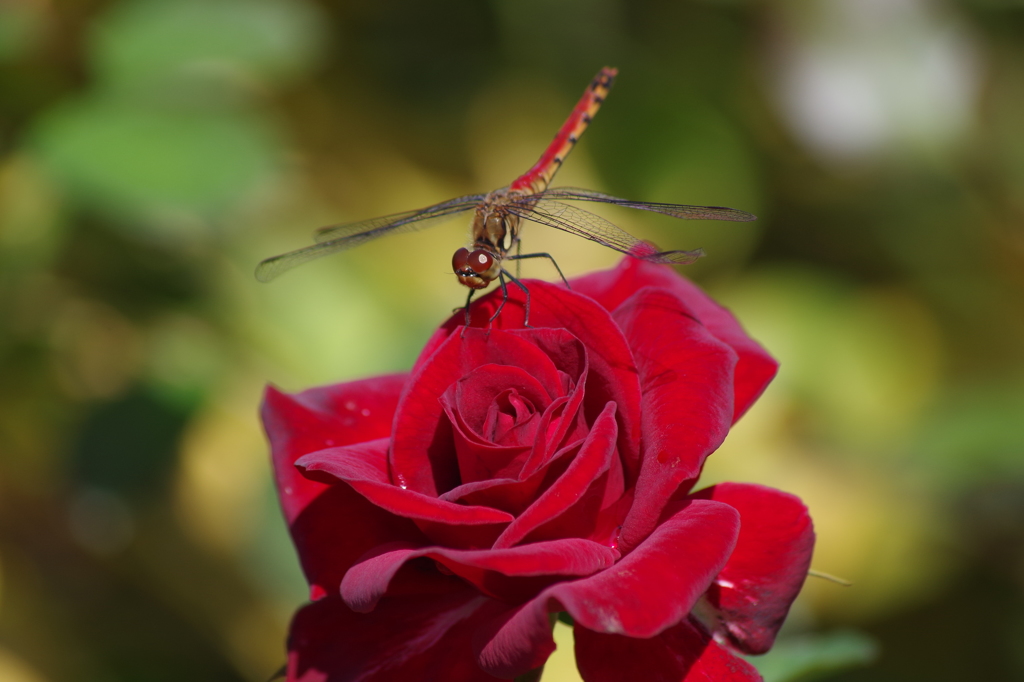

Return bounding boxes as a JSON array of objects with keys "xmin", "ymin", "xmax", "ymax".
[{"xmin": 256, "ymin": 67, "xmax": 755, "ymax": 325}]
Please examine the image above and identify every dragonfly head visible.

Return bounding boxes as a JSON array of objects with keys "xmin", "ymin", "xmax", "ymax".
[{"xmin": 453, "ymin": 247, "xmax": 499, "ymax": 289}]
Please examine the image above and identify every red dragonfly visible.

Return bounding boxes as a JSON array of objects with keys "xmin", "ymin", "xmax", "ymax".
[{"xmin": 256, "ymin": 68, "xmax": 755, "ymax": 324}]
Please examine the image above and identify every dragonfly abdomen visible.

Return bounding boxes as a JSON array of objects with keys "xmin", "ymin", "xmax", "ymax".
[{"xmin": 509, "ymin": 67, "xmax": 617, "ymax": 195}]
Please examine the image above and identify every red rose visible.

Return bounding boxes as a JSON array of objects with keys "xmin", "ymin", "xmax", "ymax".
[{"xmin": 263, "ymin": 258, "xmax": 814, "ymax": 681}]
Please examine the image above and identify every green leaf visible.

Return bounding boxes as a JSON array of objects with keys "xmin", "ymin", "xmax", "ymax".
[
  {"xmin": 0, "ymin": 2, "xmax": 44, "ymax": 62},
  {"xmin": 31, "ymin": 96, "xmax": 280, "ymax": 226},
  {"xmin": 89, "ymin": 0, "xmax": 325, "ymax": 94},
  {"xmin": 744, "ymin": 630, "xmax": 879, "ymax": 682},
  {"xmin": 915, "ymin": 383, "xmax": 1024, "ymax": 485}
]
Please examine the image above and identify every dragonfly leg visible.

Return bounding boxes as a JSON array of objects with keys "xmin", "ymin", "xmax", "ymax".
[
  {"xmin": 463, "ymin": 288, "xmax": 478, "ymax": 326},
  {"xmin": 515, "ymin": 239, "xmax": 522, "ymax": 279},
  {"xmin": 488, "ymin": 273, "xmax": 511, "ymax": 329},
  {"xmin": 459, "ymin": 288, "xmax": 477, "ymax": 338},
  {"xmin": 500, "ymin": 269, "xmax": 533, "ymax": 328},
  {"xmin": 506, "ymin": 252, "xmax": 570, "ymax": 289}
]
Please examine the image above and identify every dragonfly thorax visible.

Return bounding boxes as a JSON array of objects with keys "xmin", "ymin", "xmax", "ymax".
[
  {"xmin": 451, "ymin": 191, "xmax": 525, "ymax": 289},
  {"xmin": 476, "ymin": 190, "xmax": 523, "ymax": 255}
]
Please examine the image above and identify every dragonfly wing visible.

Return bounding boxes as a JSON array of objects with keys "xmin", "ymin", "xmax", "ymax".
[
  {"xmin": 530, "ymin": 187, "xmax": 756, "ymax": 222},
  {"xmin": 313, "ymin": 194, "xmax": 485, "ymax": 242},
  {"xmin": 256, "ymin": 201, "xmax": 480, "ymax": 283},
  {"xmin": 505, "ymin": 199, "xmax": 704, "ymax": 265},
  {"xmin": 256, "ymin": 239, "xmax": 354, "ymax": 283}
]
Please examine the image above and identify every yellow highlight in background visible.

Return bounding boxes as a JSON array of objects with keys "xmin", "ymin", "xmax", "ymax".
[
  {"xmin": 0, "ymin": 648, "xmax": 48, "ymax": 682},
  {"xmin": 542, "ymin": 621, "xmax": 583, "ymax": 682}
]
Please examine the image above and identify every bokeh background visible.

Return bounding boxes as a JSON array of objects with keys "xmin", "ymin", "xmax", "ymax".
[{"xmin": 1, "ymin": 0, "xmax": 1023, "ymax": 680}]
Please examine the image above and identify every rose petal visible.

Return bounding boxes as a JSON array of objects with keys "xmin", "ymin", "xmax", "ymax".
[
  {"xmin": 287, "ymin": 592, "xmax": 504, "ymax": 682},
  {"xmin": 573, "ymin": 258, "xmax": 777, "ymax": 421},
  {"xmin": 492, "ymin": 402, "xmax": 619, "ymax": 549},
  {"xmin": 263, "ymin": 378, "xmax": 411, "ymax": 597},
  {"xmin": 392, "ymin": 328, "xmax": 571, "ymax": 496},
  {"xmin": 518, "ymin": 352, "xmax": 589, "ymax": 480},
  {"xmin": 554, "ymin": 499, "xmax": 740, "ymax": 636},
  {"xmin": 691, "ymin": 482, "xmax": 815, "ymax": 654},
  {"xmin": 442, "ymin": 409, "xmax": 532, "ymax": 493},
  {"xmin": 574, "ymin": 616, "xmax": 762, "ymax": 682},
  {"xmin": 297, "ymin": 442, "xmax": 512, "ymax": 549},
  {"xmin": 263, "ymin": 377, "xmax": 406, "ymax": 524},
  {"xmin": 439, "ymin": 373, "xmax": 588, "ymax": 515},
  {"xmin": 613, "ymin": 289, "xmax": 737, "ymax": 551},
  {"xmin": 437, "ymin": 282, "xmax": 644, "ymax": 478},
  {"xmin": 476, "ymin": 499, "xmax": 740, "ymax": 677},
  {"xmin": 289, "ymin": 484, "xmax": 427, "ymax": 602},
  {"xmin": 440, "ymin": 364, "xmax": 550, "ymax": 482},
  {"xmin": 449, "ymin": 364, "xmax": 552, "ymax": 440},
  {"xmin": 440, "ymin": 439, "xmax": 577, "ymax": 515},
  {"xmin": 342, "ymin": 538, "xmax": 618, "ymax": 612}
]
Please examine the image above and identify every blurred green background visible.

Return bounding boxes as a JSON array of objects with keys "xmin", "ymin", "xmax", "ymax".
[{"xmin": 1, "ymin": 0, "xmax": 1023, "ymax": 680}]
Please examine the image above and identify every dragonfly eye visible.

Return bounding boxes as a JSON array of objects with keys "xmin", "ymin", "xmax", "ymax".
[
  {"xmin": 468, "ymin": 249, "xmax": 494, "ymax": 274},
  {"xmin": 452, "ymin": 247, "xmax": 471, "ymax": 273}
]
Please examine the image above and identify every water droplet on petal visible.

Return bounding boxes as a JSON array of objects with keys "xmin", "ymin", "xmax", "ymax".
[
  {"xmin": 344, "ymin": 400, "xmax": 357, "ymax": 411},
  {"xmin": 607, "ymin": 525, "xmax": 622, "ymax": 551},
  {"xmin": 395, "ymin": 473, "xmax": 408, "ymax": 490},
  {"xmin": 360, "ymin": 408, "xmax": 371, "ymax": 417},
  {"xmin": 284, "ymin": 486, "xmax": 293, "ymax": 495}
]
